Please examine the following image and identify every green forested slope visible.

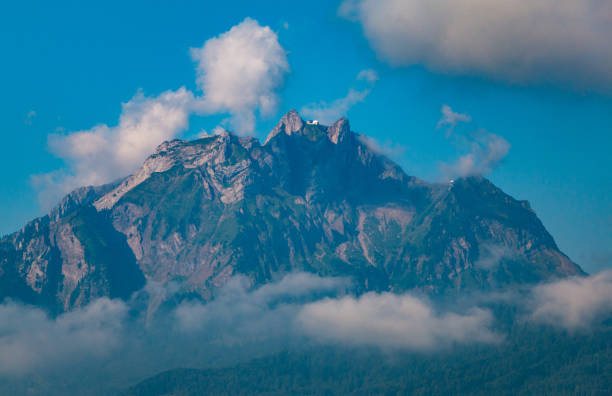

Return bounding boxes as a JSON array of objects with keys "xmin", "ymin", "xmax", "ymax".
[{"xmin": 124, "ymin": 322, "xmax": 612, "ymax": 396}]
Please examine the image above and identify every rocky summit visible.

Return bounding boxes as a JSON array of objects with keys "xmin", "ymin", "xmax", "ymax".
[{"xmin": 0, "ymin": 110, "xmax": 583, "ymax": 313}]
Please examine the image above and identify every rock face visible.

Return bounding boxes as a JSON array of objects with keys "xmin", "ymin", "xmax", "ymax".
[
  {"xmin": 0, "ymin": 111, "xmax": 583, "ymax": 312},
  {"xmin": 0, "ymin": 184, "xmax": 145, "ymax": 314}
]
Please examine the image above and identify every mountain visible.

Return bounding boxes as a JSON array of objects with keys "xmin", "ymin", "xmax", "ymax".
[{"xmin": 0, "ymin": 110, "xmax": 583, "ymax": 313}]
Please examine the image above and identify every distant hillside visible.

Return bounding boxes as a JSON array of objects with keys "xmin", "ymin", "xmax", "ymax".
[{"xmin": 124, "ymin": 322, "xmax": 612, "ymax": 396}]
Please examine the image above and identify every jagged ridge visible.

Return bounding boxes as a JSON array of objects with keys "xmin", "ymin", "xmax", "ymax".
[{"xmin": 0, "ymin": 111, "xmax": 583, "ymax": 312}]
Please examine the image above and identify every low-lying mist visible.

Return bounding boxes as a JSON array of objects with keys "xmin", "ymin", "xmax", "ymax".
[{"xmin": 0, "ymin": 270, "xmax": 610, "ymax": 395}]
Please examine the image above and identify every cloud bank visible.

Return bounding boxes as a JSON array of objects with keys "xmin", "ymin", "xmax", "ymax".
[
  {"xmin": 0, "ymin": 272, "xmax": 502, "ymax": 379},
  {"xmin": 340, "ymin": 0, "xmax": 612, "ymax": 91},
  {"xmin": 530, "ymin": 270, "xmax": 612, "ymax": 330},
  {"xmin": 174, "ymin": 273, "xmax": 348, "ymax": 336},
  {"xmin": 1, "ymin": 271, "xmax": 611, "ymax": 394},
  {"xmin": 0, "ymin": 273, "xmax": 346, "ymax": 381},
  {"xmin": 0, "ymin": 298, "xmax": 126, "ymax": 376},
  {"xmin": 298, "ymin": 292, "xmax": 499, "ymax": 350}
]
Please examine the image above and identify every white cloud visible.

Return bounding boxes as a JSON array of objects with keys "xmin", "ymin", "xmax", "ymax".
[
  {"xmin": 253, "ymin": 272, "xmax": 349, "ymax": 301},
  {"xmin": 191, "ymin": 18, "xmax": 289, "ymax": 134},
  {"xmin": 0, "ymin": 298, "xmax": 127, "ymax": 375},
  {"xmin": 298, "ymin": 292, "xmax": 500, "ymax": 350},
  {"xmin": 14, "ymin": 271, "xmax": 612, "ymax": 391},
  {"xmin": 436, "ymin": 105, "xmax": 510, "ymax": 178},
  {"xmin": 33, "ymin": 19, "xmax": 289, "ymax": 206},
  {"xmin": 0, "ymin": 274, "xmax": 347, "ymax": 382},
  {"xmin": 174, "ymin": 273, "xmax": 348, "ymax": 335},
  {"xmin": 340, "ymin": 0, "xmax": 612, "ymax": 91},
  {"xmin": 301, "ymin": 88, "xmax": 370, "ymax": 124},
  {"xmin": 33, "ymin": 88, "xmax": 195, "ymax": 207},
  {"xmin": 0, "ymin": 274, "xmax": 498, "ymax": 394},
  {"xmin": 437, "ymin": 104, "xmax": 471, "ymax": 135},
  {"xmin": 530, "ymin": 270, "xmax": 612, "ymax": 331},
  {"xmin": 441, "ymin": 129, "xmax": 510, "ymax": 178},
  {"xmin": 357, "ymin": 69, "xmax": 379, "ymax": 83},
  {"xmin": 2, "ymin": 270, "xmax": 612, "ymax": 393}
]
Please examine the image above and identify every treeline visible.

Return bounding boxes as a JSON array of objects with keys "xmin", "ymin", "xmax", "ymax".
[{"xmin": 124, "ymin": 322, "xmax": 612, "ymax": 396}]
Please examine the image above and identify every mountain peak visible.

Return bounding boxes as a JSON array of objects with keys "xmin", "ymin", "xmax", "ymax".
[
  {"xmin": 327, "ymin": 117, "xmax": 350, "ymax": 144},
  {"xmin": 265, "ymin": 111, "xmax": 355, "ymax": 146},
  {"xmin": 0, "ymin": 107, "xmax": 585, "ymax": 315},
  {"xmin": 265, "ymin": 110, "xmax": 305, "ymax": 143},
  {"xmin": 282, "ymin": 109, "xmax": 303, "ymax": 128}
]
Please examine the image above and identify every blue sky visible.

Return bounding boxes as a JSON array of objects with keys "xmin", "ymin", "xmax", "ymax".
[{"xmin": 1, "ymin": 0, "xmax": 610, "ymax": 272}]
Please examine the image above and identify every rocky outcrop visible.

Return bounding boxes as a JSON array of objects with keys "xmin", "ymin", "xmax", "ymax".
[{"xmin": 264, "ymin": 109, "xmax": 305, "ymax": 143}]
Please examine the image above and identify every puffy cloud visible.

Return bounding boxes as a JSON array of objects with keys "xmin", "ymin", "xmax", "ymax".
[
  {"xmin": 34, "ymin": 19, "xmax": 289, "ymax": 206},
  {"xmin": 174, "ymin": 273, "xmax": 348, "ymax": 335},
  {"xmin": 0, "ymin": 298, "xmax": 127, "ymax": 375},
  {"xmin": 437, "ymin": 104, "xmax": 471, "ymax": 135},
  {"xmin": 530, "ymin": 270, "xmax": 612, "ymax": 330},
  {"xmin": 191, "ymin": 18, "xmax": 289, "ymax": 134},
  {"xmin": 441, "ymin": 129, "xmax": 510, "ymax": 178},
  {"xmin": 33, "ymin": 88, "xmax": 195, "ymax": 207},
  {"xmin": 252, "ymin": 272, "xmax": 349, "ymax": 301},
  {"xmin": 12, "ymin": 271, "xmax": 612, "ymax": 393},
  {"xmin": 340, "ymin": 0, "xmax": 612, "ymax": 91},
  {"xmin": 298, "ymin": 292, "xmax": 500, "ymax": 350},
  {"xmin": 0, "ymin": 274, "xmax": 347, "ymax": 384}
]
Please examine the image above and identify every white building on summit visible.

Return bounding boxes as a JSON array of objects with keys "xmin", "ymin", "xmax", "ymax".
[{"xmin": 306, "ymin": 120, "xmax": 319, "ymax": 125}]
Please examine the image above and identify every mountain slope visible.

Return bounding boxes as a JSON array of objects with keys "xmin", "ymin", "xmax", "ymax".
[
  {"xmin": 123, "ymin": 323, "xmax": 612, "ymax": 396},
  {"xmin": 0, "ymin": 110, "xmax": 583, "ymax": 312}
]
